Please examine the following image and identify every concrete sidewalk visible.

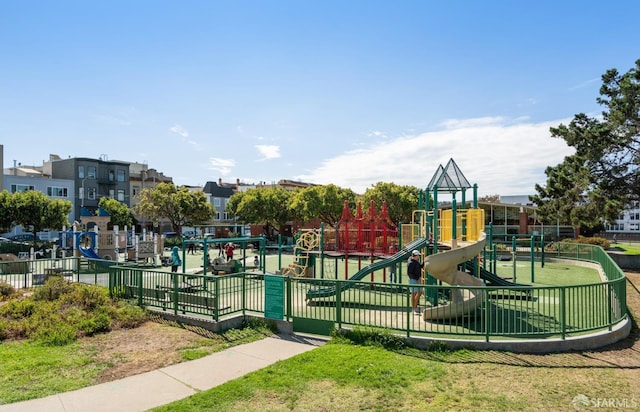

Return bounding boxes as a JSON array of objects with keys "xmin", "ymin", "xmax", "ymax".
[{"xmin": 0, "ymin": 334, "xmax": 326, "ymax": 412}]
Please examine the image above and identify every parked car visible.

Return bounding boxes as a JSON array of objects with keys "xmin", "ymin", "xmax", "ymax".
[
  {"xmin": 0, "ymin": 237, "xmax": 11, "ymax": 243},
  {"xmin": 8, "ymin": 234, "xmax": 35, "ymax": 242}
]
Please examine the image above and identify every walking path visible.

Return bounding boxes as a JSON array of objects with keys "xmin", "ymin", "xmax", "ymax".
[{"xmin": 0, "ymin": 334, "xmax": 326, "ymax": 412}]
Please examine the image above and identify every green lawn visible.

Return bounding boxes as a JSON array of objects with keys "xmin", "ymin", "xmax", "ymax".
[
  {"xmin": 151, "ymin": 338, "xmax": 638, "ymax": 412},
  {"xmin": 611, "ymin": 243, "xmax": 640, "ymax": 255}
]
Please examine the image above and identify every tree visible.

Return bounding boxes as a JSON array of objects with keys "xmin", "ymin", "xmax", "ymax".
[
  {"xmin": 0, "ymin": 190, "xmax": 14, "ymax": 232},
  {"xmin": 290, "ymin": 184, "xmax": 357, "ymax": 228},
  {"xmin": 534, "ymin": 59, "xmax": 640, "ymax": 227},
  {"xmin": 11, "ymin": 190, "xmax": 72, "ymax": 245},
  {"xmin": 133, "ymin": 183, "xmax": 214, "ymax": 234},
  {"xmin": 531, "ymin": 155, "xmax": 611, "ymax": 235},
  {"xmin": 227, "ymin": 187, "xmax": 296, "ymax": 235},
  {"xmin": 99, "ymin": 198, "xmax": 134, "ymax": 229},
  {"xmin": 479, "ymin": 194, "xmax": 501, "ymax": 203},
  {"xmin": 359, "ymin": 182, "xmax": 421, "ymax": 225}
]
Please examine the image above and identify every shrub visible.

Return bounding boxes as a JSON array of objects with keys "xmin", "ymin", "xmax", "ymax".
[
  {"xmin": 0, "ymin": 298, "xmax": 36, "ymax": 319},
  {"xmin": 61, "ymin": 284, "xmax": 110, "ymax": 310},
  {"xmin": 33, "ymin": 323, "xmax": 78, "ymax": 346},
  {"xmin": 79, "ymin": 312, "xmax": 112, "ymax": 336},
  {"xmin": 112, "ymin": 303, "xmax": 148, "ymax": 328},
  {"xmin": 0, "ymin": 280, "xmax": 148, "ymax": 344},
  {"xmin": 0, "ymin": 318, "xmax": 8, "ymax": 340},
  {"xmin": 244, "ymin": 317, "xmax": 278, "ymax": 334},
  {"xmin": 564, "ymin": 236, "xmax": 610, "ymax": 249},
  {"xmin": 0, "ymin": 281, "xmax": 17, "ymax": 300},
  {"xmin": 336, "ymin": 326, "xmax": 407, "ymax": 350},
  {"xmin": 32, "ymin": 276, "xmax": 73, "ymax": 301}
]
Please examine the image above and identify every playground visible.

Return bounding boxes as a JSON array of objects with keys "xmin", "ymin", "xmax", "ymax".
[
  {"xmin": 102, "ymin": 159, "xmax": 627, "ymax": 351},
  {"xmin": 0, "ymin": 158, "xmax": 629, "ymax": 350}
]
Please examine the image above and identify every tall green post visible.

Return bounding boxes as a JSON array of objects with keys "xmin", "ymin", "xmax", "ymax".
[
  {"xmin": 432, "ymin": 186, "xmax": 439, "ymax": 255},
  {"xmin": 425, "ymin": 187, "xmax": 438, "ymax": 306},
  {"xmin": 512, "ymin": 236, "xmax": 517, "ymax": 283},
  {"xmin": 473, "ymin": 183, "xmax": 478, "ymax": 208},
  {"xmin": 320, "ymin": 222, "xmax": 325, "ymax": 279}
]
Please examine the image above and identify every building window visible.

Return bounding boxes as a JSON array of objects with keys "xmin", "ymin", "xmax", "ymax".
[
  {"xmin": 47, "ymin": 187, "xmax": 68, "ymax": 197},
  {"xmin": 117, "ymin": 190, "xmax": 125, "ymax": 202},
  {"xmin": 214, "ymin": 198, "xmax": 221, "ymax": 207},
  {"xmin": 10, "ymin": 184, "xmax": 34, "ymax": 193},
  {"xmin": 109, "ymin": 170, "xmax": 115, "ymax": 182},
  {"xmin": 117, "ymin": 169, "xmax": 125, "ymax": 182},
  {"xmin": 109, "ymin": 189, "xmax": 115, "ymax": 198},
  {"xmin": 87, "ymin": 187, "xmax": 96, "ymax": 200},
  {"xmin": 87, "ymin": 166, "xmax": 97, "ymax": 179},
  {"xmin": 78, "ymin": 166, "xmax": 85, "ymax": 179},
  {"xmin": 133, "ymin": 186, "xmax": 140, "ymax": 197}
]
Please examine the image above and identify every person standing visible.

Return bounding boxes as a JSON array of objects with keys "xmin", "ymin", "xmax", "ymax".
[
  {"xmin": 170, "ymin": 246, "xmax": 182, "ymax": 273},
  {"xmin": 407, "ymin": 250, "xmax": 424, "ymax": 314},
  {"xmin": 224, "ymin": 242, "xmax": 235, "ymax": 262}
]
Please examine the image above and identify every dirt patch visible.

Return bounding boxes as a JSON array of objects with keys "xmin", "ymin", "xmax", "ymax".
[{"xmin": 82, "ymin": 319, "xmax": 217, "ymax": 383}]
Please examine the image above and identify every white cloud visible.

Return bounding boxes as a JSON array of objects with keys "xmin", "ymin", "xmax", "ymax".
[
  {"xmin": 368, "ymin": 130, "xmax": 388, "ymax": 139},
  {"xmin": 568, "ymin": 78, "xmax": 599, "ymax": 91},
  {"xmin": 208, "ymin": 157, "xmax": 235, "ymax": 175},
  {"xmin": 169, "ymin": 124, "xmax": 189, "ymax": 138},
  {"xmin": 296, "ymin": 117, "xmax": 575, "ymax": 197},
  {"xmin": 255, "ymin": 145, "xmax": 280, "ymax": 160}
]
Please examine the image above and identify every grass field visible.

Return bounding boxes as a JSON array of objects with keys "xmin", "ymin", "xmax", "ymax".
[
  {"xmin": 612, "ymin": 243, "xmax": 640, "ymax": 255},
  {"xmin": 151, "ymin": 325, "xmax": 640, "ymax": 412}
]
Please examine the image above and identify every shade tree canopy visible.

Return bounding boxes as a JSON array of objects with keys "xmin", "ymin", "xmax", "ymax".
[
  {"xmin": 98, "ymin": 197, "xmax": 134, "ymax": 229},
  {"xmin": 227, "ymin": 186, "xmax": 296, "ymax": 236},
  {"xmin": 10, "ymin": 190, "xmax": 72, "ymax": 245},
  {"xmin": 532, "ymin": 59, "xmax": 640, "ymax": 231},
  {"xmin": 133, "ymin": 183, "xmax": 214, "ymax": 235},
  {"xmin": 359, "ymin": 182, "xmax": 421, "ymax": 225},
  {"xmin": 289, "ymin": 184, "xmax": 357, "ymax": 228}
]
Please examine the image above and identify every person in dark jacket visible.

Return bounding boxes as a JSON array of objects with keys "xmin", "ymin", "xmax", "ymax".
[{"xmin": 407, "ymin": 250, "xmax": 424, "ymax": 314}]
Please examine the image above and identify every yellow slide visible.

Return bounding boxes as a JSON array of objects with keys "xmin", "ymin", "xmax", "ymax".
[{"xmin": 422, "ymin": 232, "xmax": 487, "ymax": 320}]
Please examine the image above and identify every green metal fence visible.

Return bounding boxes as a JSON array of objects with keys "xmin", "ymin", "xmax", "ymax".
[
  {"xmin": 0, "ymin": 256, "xmax": 121, "ymax": 288},
  {"xmin": 104, "ymin": 241, "xmax": 627, "ymax": 341}
]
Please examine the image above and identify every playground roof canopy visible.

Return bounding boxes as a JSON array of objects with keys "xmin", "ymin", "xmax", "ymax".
[{"xmin": 427, "ymin": 158, "xmax": 472, "ymax": 193}]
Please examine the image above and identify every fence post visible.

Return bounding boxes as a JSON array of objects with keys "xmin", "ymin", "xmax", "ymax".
[
  {"xmin": 406, "ymin": 286, "xmax": 411, "ymax": 338},
  {"xmin": 336, "ymin": 279, "xmax": 342, "ymax": 329},
  {"xmin": 214, "ymin": 276, "xmax": 220, "ymax": 322},
  {"xmin": 607, "ymin": 282, "xmax": 613, "ymax": 331},
  {"xmin": 485, "ymin": 287, "xmax": 491, "ymax": 342},
  {"xmin": 286, "ymin": 276, "xmax": 292, "ymax": 321},
  {"xmin": 530, "ymin": 236, "xmax": 535, "ymax": 283},
  {"xmin": 560, "ymin": 287, "xmax": 566, "ymax": 340}
]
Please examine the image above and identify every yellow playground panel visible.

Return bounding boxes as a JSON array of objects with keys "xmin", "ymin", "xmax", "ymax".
[{"xmin": 439, "ymin": 208, "xmax": 485, "ymax": 242}]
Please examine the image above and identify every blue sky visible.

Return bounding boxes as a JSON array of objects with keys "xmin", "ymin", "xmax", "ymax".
[{"xmin": 1, "ymin": 1, "xmax": 639, "ymax": 197}]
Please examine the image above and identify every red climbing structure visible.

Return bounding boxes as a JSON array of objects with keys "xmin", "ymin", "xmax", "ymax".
[{"xmin": 333, "ymin": 200, "xmax": 398, "ymax": 256}]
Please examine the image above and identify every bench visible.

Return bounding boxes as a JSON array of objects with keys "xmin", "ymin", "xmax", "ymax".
[
  {"xmin": 171, "ymin": 292, "xmax": 230, "ymax": 318},
  {"xmin": 126, "ymin": 285, "xmax": 170, "ymax": 310}
]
